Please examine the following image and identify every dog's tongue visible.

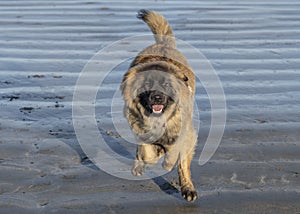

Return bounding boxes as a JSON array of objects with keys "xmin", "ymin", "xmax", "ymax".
[{"xmin": 152, "ymin": 105, "xmax": 164, "ymax": 113}]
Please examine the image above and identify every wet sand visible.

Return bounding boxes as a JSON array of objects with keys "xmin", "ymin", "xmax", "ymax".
[{"xmin": 0, "ymin": 0, "xmax": 300, "ymax": 213}]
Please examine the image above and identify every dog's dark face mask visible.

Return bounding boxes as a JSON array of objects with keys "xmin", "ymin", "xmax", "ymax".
[{"xmin": 137, "ymin": 71, "xmax": 176, "ymax": 116}]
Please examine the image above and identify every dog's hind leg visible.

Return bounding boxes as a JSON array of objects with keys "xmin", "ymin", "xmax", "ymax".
[
  {"xmin": 132, "ymin": 144, "xmax": 165, "ymax": 176},
  {"xmin": 162, "ymin": 148, "xmax": 179, "ymax": 172}
]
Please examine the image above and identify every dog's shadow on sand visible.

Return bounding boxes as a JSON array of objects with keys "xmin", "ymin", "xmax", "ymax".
[
  {"xmin": 81, "ymin": 153, "xmax": 181, "ymax": 199},
  {"xmin": 81, "ymin": 153, "xmax": 182, "ymax": 200},
  {"xmin": 152, "ymin": 176, "xmax": 182, "ymax": 199},
  {"xmin": 60, "ymin": 128, "xmax": 182, "ymax": 200},
  {"xmin": 81, "ymin": 154, "xmax": 181, "ymax": 199}
]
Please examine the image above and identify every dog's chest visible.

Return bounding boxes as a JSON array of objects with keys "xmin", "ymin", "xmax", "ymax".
[{"xmin": 144, "ymin": 116, "xmax": 180, "ymax": 145}]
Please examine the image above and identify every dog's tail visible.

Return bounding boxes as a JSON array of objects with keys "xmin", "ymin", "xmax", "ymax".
[{"xmin": 137, "ymin": 9, "xmax": 176, "ymax": 48}]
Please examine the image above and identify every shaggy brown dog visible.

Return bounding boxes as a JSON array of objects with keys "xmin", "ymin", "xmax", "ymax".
[{"xmin": 121, "ymin": 10, "xmax": 197, "ymax": 202}]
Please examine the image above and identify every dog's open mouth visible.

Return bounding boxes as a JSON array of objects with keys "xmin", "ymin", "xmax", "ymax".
[{"xmin": 152, "ymin": 104, "xmax": 164, "ymax": 114}]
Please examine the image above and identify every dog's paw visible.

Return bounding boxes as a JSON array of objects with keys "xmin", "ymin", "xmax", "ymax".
[
  {"xmin": 181, "ymin": 188, "xmax": 198, "ymax": 202},
  {"xmin": 162, "ymin": 160, "xmax": 174, "ymax": 172},
  {"xmin": 131, "ymin": 162, "xmax": 145, "ymax": 176}
]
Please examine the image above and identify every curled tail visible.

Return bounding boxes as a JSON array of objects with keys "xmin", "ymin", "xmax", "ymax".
[{"xmin": 137, "ymin": 9, "xmax": 176, "ymax": 48}]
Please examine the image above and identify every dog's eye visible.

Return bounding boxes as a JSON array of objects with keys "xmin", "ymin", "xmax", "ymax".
[{"xmin": 163, "ymin": 82, "xmax": 171, "ymax": 88}]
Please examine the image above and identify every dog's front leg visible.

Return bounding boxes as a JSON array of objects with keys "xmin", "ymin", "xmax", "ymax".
[{"xmin": 178, "ymin": 149, "xmax": 198, "ymax": 202}]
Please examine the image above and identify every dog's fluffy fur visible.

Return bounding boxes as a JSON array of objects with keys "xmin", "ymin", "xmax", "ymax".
[{"xmin": 121, "ymin": 10, "xmax": 198, "ymax": 202}]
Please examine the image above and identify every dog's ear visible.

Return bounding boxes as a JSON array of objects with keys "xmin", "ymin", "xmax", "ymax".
[
  {"xmin": 120, "ymin": 66, "xmax": 139, "ymax": 97},
  {"xmin": 175, "ymin": 72, "xmax": 189, "ymax": 83},
  {"xmin": 182, "ymin": 75, "xmax": 188, "ymax": 82}
]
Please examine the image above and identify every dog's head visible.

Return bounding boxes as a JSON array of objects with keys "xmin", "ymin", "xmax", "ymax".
[
  {"xmin": 121, "ymin": 61, "xmax": 192, "ymax": 118},
  {"xmin": 125, "ymin": 70, "xmax": 185, "ymax": 116},
  {"xmin": 134, "ymin": 70, "xmax": 180, "ymax": 116}
]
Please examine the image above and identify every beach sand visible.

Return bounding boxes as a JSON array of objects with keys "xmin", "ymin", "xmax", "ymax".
[{"xmin": 0, "ymin": 0, "xmax": 300, "ymax": 213}]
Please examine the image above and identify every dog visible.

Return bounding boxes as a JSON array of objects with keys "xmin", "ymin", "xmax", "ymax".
[{"xmin": 121, "ymin": 9, "xmax": 198, "ymax": 202}]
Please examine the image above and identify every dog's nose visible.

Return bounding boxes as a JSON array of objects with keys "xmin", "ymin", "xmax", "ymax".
[{"xmin": 151, "ymin": 93, "xmax": 163, "ymax": 102}]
